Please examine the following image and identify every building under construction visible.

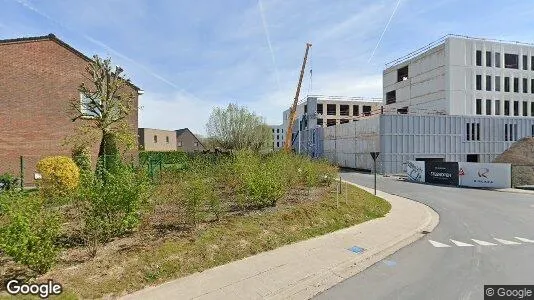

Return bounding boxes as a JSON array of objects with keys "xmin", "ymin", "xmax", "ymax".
[{"xmin": 296, "ymin": 35, "xmax": 534, "ymax": 173}]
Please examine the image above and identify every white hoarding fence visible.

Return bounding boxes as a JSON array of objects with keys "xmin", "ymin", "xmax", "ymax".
[
  {"xmin": 458, "ymin": 162, "xmax": 511, "ymax": 188},
  {"xmin": 406, "ymin": 161, "xmax": 425, "ymax": 183}
]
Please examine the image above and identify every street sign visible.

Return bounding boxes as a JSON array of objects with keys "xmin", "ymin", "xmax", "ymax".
[
  {"xmin": 370, "ymin": 152, "xmax": 380, "ymax": 160},
  {"xmin": 370, "ymin": 152, "xmax": 380, "ymax": 195}
]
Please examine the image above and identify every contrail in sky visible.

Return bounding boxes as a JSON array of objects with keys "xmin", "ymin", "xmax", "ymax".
[
  {"xmin": 13, "ymin": 0, "xmax": 183, "ymax": 90},
  {"xmin": 258, "ymin": 0, "xmax": 281, "ymax": 91},
  {"xmin": 368, "ymin": 0, "xmax": 402, "ymax": 63}
]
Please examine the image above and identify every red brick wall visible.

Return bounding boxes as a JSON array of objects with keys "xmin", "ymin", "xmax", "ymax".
[{"xmin": 0, "ymin": 39, "xmax": 139, "ymax": 185}]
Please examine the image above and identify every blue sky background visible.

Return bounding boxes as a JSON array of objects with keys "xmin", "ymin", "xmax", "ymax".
[{"xmin": 2, "ymin": 0, "xmax": 534, "ymax": 134}]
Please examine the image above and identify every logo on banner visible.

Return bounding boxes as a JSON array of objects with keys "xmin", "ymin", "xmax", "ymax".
[
  {"xmin": 459, "ymin": 168, "xmax": 465, "ymax": 176},
  {"xmin": 478, "ymin": 168, "xmax": 489, "ymax": 178}
]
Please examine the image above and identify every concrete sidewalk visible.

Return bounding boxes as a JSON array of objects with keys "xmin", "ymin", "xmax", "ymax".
[{"xmin": 121, "ymin": 182, "xmax": 439, "ymax": 300}]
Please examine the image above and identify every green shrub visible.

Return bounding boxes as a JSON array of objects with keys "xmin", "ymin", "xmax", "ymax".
[
  {"xmin": 0, "ymin": 192, "xmax": 60, "ymax": 273},
  {"xmin": 81, "ymin": 164, "xmax": 149, "ymax": 247},
  {"xmin": 0, "ymin": 173, "xmax": 19, "ymax": 191},
  {"xmin": 183, "ymin": 176, "xmax": 220, "ymax": 227},
  {"xmin": 234, "ymin": 150, "xmax": 284, "ymax": 208},
  {"xmin": 72, "ymin": 146, "xmax": 92, "ymax": 173},
  {"xmin": 36, "ymin": 156, "xmax": 80, "ymax": 198}
]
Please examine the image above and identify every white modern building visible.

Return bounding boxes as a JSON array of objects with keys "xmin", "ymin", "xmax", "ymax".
[
  {"xmin": 297, "ymin": 35, "xmax": 534, "ymax": 175},
  {"xmin": 269, "ymin": 124, "xmax": 286, "ymax": 150},
  {"xmin": 383, "ymin": 34, "xmax": 534, "ymax": 117}
]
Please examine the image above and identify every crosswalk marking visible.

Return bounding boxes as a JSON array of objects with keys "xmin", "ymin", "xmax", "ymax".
[
  {"xmin": 471, "ymin": 239, "xmax": 497, "ymax": 246},
  {"xmin": 515, "ymin": 237, "xmax": 534, "ymax": 243},
  {"xmin": 494, "ymin": 238, "xmax": 521, "ymax": 245},
  {"xmin": 450, "ymin": 240, "xmax": 474, "ymax": 247},
  {"xmin": 428, "ymin": 240, "xmax": 451, "ymax": 248}
]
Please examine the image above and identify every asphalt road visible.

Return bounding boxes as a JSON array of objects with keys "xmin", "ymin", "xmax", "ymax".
[{"xmin": 315, "ymin": 171, "xmax": 534, "ymax": 300}]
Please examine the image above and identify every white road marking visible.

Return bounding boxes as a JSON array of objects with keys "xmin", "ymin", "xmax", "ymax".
[
  {"xmin": 494, "ymin": 238, "xmax": 521, "ymax": 245},
  {"xmin": 429, "ymin": 240, "xmax": 451, "ymax": 248},
  {"xmin": 515, "ymin": 237, "xmax": 534, "ymax": 243},
  {"xmin": 471, "ymin": 239, "xmax": 497, "ymax": 246},
  {"xmin": 450, "ymin": 240, "xmax": 474, "ymax": 247}
]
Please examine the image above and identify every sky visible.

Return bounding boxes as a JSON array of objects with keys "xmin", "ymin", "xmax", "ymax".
[{"xmin": 2, "ymin": 0, "xmax": 534, "ymax": 135}]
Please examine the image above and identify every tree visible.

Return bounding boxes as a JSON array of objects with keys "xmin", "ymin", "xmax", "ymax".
[
  {"xmin": 69, "ymin": 56, "xmax": 137, "ymax": 170},
  {"xmin": 206, "ymin": 103, "xmax": 273, "ymax": 152}
]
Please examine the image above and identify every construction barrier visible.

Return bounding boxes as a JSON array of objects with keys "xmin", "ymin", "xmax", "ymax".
[
  {"xmin": 458, "ymin": 162, "xmax": 511, "ymax": 188},
  {"xmin": 406, "ymin": 161, "xmax": 512, "ymax": 188}
]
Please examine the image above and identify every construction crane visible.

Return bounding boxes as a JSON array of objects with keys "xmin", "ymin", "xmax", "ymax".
[{"xmin": 284, "ymin": 42, "xmax": 312, "ymax": 152}]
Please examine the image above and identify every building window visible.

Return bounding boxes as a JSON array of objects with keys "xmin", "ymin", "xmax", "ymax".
[
  {"xmin": 486, "ymin": 51, "xmax": 492, "ymax": 67},
  {"xmin": 340, "ymin": 119, "xmax": 349, "ymax": 124},
  {"xmin": 476, "ymin": 50, "xmax": 482, "ymax": 66},
  {"xmin": 363, "ymin": 106, "xmax": 372, "ymax": 116},
  {"xmin": 166, "ymin": 136, "xmax": 169, "ymax": 143},
  {"xmin": 505, "ymin": 124, "xmax": 518, "ymax": 141},
  {"xmin": 80, "ymin": 93, "xmax": 101, "ymax": 118},
  {"xmin": 317, "ymin": 118, "xmax": 323, "ymax": 126},
  {"xmin": 524, "ymin": 78, "xmax": 528, "ymax": 93},
  {"xmin": 386, "ymin": 90, "xmax": 396, "ymax": 104},
  {"xmin": 532, "ymin": 103, "xmax": 534, "ymax": 117},
  {"xmin": 326, "ymin": 119, "xmax": 336, "ymax": 127},
  {"xmin": 327, "ymin": 104, "xmax": 336, "ymax": 115},
  {"xmin": 505, "ymin": 53, "xmax": 519, "ymax": 69},
  {"xmin": 304, "ymin": 104, "xmax": 307, "ymax": 114},
  {"xmin": 340, "ymin": 105, "xmax": 349, "ymax": 116},
  {"xmin": 466, "ymin": 123, "xmax": 480, "ymax": 141},
  {"xmin": 276, "ymin": 129, "xmax": 279, "ymax": 133},
  {"xmin": 495, "ymin": 76, "xmax": 501, "ymax": 91},
  {"xmin": 532, "ymin": 56, "xmax": 534, "ymax": 71},
  {"xmin": 523, "ymin": 55, "xmax": 528, "ymax": 70},
  {"xmin": 277, "ymin": 135, "xmax": 279, "ymax": 140},
  {"xmin": 317, "ymin": 103, "xmax": 323, "ymax": 114},
  {"xmin": 532, "ymin": 79, "xmax": 534, "ymax": 94},
  {"xmin": 272, "ymin": 128, "xmax": 275, "ymax": 133},
  {"xmin": 153, "ymin": 135, "xmax": 158, "ymax": 143},
  {"xmin": 514, "ymin": 77, "xmax": 519, "ymax": 93},
  {"xmin": 486, "ymin": 99, "xmax": 492, "ymax": 115},
  {"xmin": 514, "ymin": 101, "xmax": 519, "ymax": 116},
  {"xmin": 353, "ymin": 105, "xmax": 359, "ymax": 116},
  {"xmin": 397, "ymin": 66, "xmax": 409, "ymax": 82},
  {"xmin": 504, "ymin": 77, "xmax": 510, "ymax": 92},
  {"xmin": 523, "ymin": 102, "xmax": 528, "ymax": 116},
  {"xmin": 467, "ymin": 154, "xmax": 479, "ymax": 162},
  {"xmin": 495, "ymin": 52, "xmax": 501, "ymax": 68},
  {"xmin": 476, "ymin": 75, "xmax": 482, "ymax": 90},
  {"xmin": 194, "ymin": 142, "xmax": 199, "ymax": 147},
  {"xmin": 495, "ymin": 100, "xmax": 501, "ymax": 115},
  {"xmin": 177, "ymin": 141, "xmax": 182, "ymax": 147},
  {"xmin": 276, "ymin": 142, "xmax": 279, "ymax": 147},
  {"xmin": 486, "ymin": 75, "xmax": 491, "ymax": 91},
  {"xmin": 475, "ymin": 99, "xmax": 482, "ymax": 115},
  {"xmin": 504, "ymin": 100, "xmax": 510, "ymax": 116}
]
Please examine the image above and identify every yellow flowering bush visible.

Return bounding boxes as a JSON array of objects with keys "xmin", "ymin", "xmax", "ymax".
[{"xmin": 36, "ymin": 156, "xmax": 80, "ymax": 198}]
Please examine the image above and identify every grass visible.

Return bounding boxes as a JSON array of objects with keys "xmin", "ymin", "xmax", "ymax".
[{"xmin": 35, "ymin": 182, "xmax": 390, "ymax": 299}]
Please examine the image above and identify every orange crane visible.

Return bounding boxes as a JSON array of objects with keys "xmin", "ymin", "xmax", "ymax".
[{"xmin": 284, "ymin": 42, "xmax": 312, "ymax": 152}]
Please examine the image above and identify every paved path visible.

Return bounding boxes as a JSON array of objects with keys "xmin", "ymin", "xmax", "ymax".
[
  {"xmin": 122, "ymin": 182, "xmax": 437, "ymax": 300},
  {"xmin": 316, "ymin": 171, "xmax": 534, "ymax": 300}
]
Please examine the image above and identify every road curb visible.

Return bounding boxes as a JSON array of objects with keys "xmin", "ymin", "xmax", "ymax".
[{"xmin": 271, "ymin": 181, "xmax": 440, "ymax": 299}]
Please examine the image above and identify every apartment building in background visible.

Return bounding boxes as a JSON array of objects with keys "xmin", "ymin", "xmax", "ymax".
[
  {"xmin": 139, "ymin": 128, "xmax": 205, "ymax": 152},
  {"xmin": 269, "ymin": 124, "xmax": 285, "ymax": 149},
  {"xmin": 0, "ymin": 34, "xmax": 141, "ymax": 185}
]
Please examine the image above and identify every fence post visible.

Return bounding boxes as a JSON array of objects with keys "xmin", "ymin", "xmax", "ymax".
[{"xmin": 19, "ymin": 155, "xmax": 24, "ymax": 189}]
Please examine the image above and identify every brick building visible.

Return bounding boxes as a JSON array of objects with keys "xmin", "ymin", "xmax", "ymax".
[
  {"xmin": 138, "ymin": 128, "xmax": 205, "ymax": 152},
  {"xmin": 0, "ymin": 34, "xmax": 141, "ymax": 185}
]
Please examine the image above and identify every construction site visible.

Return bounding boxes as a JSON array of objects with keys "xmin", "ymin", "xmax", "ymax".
[{"xmin": 275, "ymin": 34, "xmax": 534, "ymax": 187}]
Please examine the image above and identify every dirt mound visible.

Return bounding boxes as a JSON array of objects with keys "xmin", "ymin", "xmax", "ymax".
[{"xmin": 493, "ymin": 137, "xmax": 534, "ymax": 186}]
